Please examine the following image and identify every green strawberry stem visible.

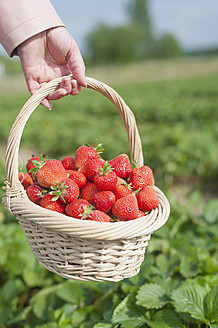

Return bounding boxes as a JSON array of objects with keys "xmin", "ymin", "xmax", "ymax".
[
  {"xmin": 79, "ymin": 204, "xmax": 95, "ymax": 220},
  {"xmin": 99, "ymin": 161, "xmax": 113, "ymax": 176},
  {"xmin": 49, "ymin": 182, "xmax": 68, "ymax": 202},
  {"xmin": 88, "ymin": 141, "xmax": 104, "ymax": 156}
]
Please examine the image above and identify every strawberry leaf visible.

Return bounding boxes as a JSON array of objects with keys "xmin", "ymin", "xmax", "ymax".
[
  {"xmin": 144, "ymin": 309, "xmax": 183, "ymax": 328},
  {"xmin": 136, "ymin": 283, "xmax": 169, "ymax": 309},
  {"xmin": 203, "ymin": 286, "xmax": 218, "ymax": 322},
  {"xmin": 93, "ymin": 324, "xmax": 113, "ymax": 328},
  {"xmin": 112, "ymin": 295, "xmax": 146, "ymax": 328},
  {"xmin": 171, "ymin": 283, "xmax": 207, "ymax": 322},
  {"xmin": 180, "ymin": 255, "xmax": 200, "ymax": 278},
  {"xmin": 203, "ymin": 199, "xmax": 218, "ymax": 223}
]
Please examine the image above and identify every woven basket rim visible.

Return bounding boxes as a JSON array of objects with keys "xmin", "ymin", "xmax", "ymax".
[{"xmin": 3, "ymin": 185, "xmax": 170, "ymax": 240}]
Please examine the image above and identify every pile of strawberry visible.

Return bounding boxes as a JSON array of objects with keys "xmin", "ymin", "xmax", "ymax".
[{"xmin": 18, "ymin": 144, "xmax": 159, "ymax": 222}]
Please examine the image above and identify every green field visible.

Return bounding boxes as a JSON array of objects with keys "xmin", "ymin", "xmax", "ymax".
[{"xmin": 0, "ymin": 58, "xmax": 217, "ymax": 327}]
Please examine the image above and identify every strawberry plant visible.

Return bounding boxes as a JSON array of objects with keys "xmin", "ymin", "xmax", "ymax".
[{"xmin": 0, "ymin": 195, "xmax": 217, "ymax": 327}]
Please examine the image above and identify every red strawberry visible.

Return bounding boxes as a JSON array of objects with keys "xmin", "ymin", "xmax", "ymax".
[
  {"xmin": 50, "ymin": 178, "xmax": 79, "ymax": 204},
  {"xmin": 136, "ymin": 186, "xmax": 159, "ymax": 212},
  {"xmin": 75, "ymin": 204, "xmax": 111, "ymax": 222},
  {"xmin": 80, "ymin": 158, "xmax": 104, "ymax": 181},
  {"xmin": 88, "ymin": 210, "xmax": 111, "ymax": 222},
  {"xmin": 94, "ymin": 162, "xmax": 117, "ymax": 191},
  {"xmin": 65, "ymin": 198, "xmax": 90, "ymax": 218},
  {"xmin": 68, "ymin": 170, "xmax": 87, "ymax": 189},
  {"xmin": 18, "ymin": 172, "xmax": 33, "ymax": 190},
  {"xmin": 113, "ymin": 183, "xmax": 132, "ymax": 200},
  {"xmin": 140, "ymin": 165, "xmax": 155, "ymax": 186},
  {"xmin": 112, "ymin": 194, "xmax": 139, "ymax": 221},
  {"xmin": 37, "ymin": 159, "xmax": 67, "ymax": 188},
  {"xmin": 74, "ymin": 144, "xmax": 102, "ymax": 170},
  {"xmin": 80, "ymin": 182, "xmax": 99, "ymax": 203},
  {"xmin": 137, "ymin": 210, "xmax": 145, "ymax": 218},
  {"xmin": 40, "ymin": 193, "xmax": 66, "ymax": 213},
  {"xmin": 61, "ymin": 156, "xmax": 75, "ymax": 170},
  {"xmin": 65, "ymin": 169, "xmax": 75, "ymax": 177},
  {"xmin": 109, "ymin": 154, "xmax": 132, "ymax": 179},
  {"xmin": 27, "ymin": 182, "xmax": 45, "ymax": 204},
  {"xmin": 92, "ymin": 191, "xmax": 115, "ymax": 212},
  {"xmin": 129, "ymin": 166, "xmax": 154, "ymax": 191},
  {"xmin": 116, "ymin": 177, "xmax": 127, "ymax": 185},
  {"xmin": 26, "ymin": 154, "xmax": 47, "ymax": 180}
]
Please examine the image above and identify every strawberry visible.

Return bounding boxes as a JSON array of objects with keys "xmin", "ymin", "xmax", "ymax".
[
  {"xmin": 65, "ymin": 198, "xmax": 90, "ymax": 218},
  {"xmin": 92, "ymin": 191, "xmax": 116, "ymax": 212},
  {"xmin": 18, "ymin": 172, "xmax": 33, "ymax": 190},
  {"xmin": 40, "ymin": 193, "xmax": 66, "ymax": 213},
  {"xmin": 109, "ymin": 154, "xmax": 132, "ymax": 179},
  {"xmin": 27, "ymin": 182, "xmax": 45, "ymax": 204},
  {"xmin": 37, "ymin": 159, "xmax": 67, "ymax": 188},
  {"xmin": 65, "ymin": 169, "xmax": 75, "ymax": 177},
  {"xmin": 129, "ymin": 166, "xmax": 154, "ymax": 191},
  {"xmin": 80, "ymin": 182, "xmax": 99, "ymax": 203},
  {"xmin": 140, "ymin": 165, "xmax": 155, "ymax": 186},
  {"xmin": 137, "ymin": 210, "xmax": 145, "ymax": 218},
  {"xmin": 75, "ymin": 204, "xmax": 111, "ymax": 222},
  {"xmin": 50, "ymin": 178, "xmax": 79, "ymax": 204},
  {"xmin": 61, "ymin": 156, "xmax": 75, "ymax": 170},
  {"xmin": 74, "ymin": 143, "xmax": 103, "ymax": 170},
  {"xmin": 26, "ymin": 154, "xmax": 47, "ymax": 180},
  {"xmin": 88, "ymin": 210, "xmax": 111, "ymax": 222},
  {"xmin": 80, "ymin": 158, "xmax": 104, "ymax": 181},
  {"xmin": 136, "ymin": 186, "xmax": 159, "ymax": 212},
  {"xmin": 68, "ymin": 170, "xmax": 87, "ymax": 189},
  {"xmin": 94, "ymin": 161, "xmax": 117, "ymax": 191},
  {"xmin": 113, "ymin": 183, "xmax": 132, "ymax": 200},
  {"xmin": 112, "ymin": 194, "xmax": 139, "ymax": 221}
]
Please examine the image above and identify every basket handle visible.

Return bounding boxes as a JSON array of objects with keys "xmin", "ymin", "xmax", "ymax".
[{"xmin": 5, "ymin": 75, "xmax": 144, "ymax": 191}]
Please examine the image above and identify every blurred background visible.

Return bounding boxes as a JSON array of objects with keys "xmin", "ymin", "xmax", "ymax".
[{"xmin": 0, "ymin": 1, "xmax": 218, "ymax": 327}]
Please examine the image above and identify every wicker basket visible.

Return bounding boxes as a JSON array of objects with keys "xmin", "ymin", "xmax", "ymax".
[{"xmin": 3, "ymin": 75, "xmax": 170, "ymax": 282}]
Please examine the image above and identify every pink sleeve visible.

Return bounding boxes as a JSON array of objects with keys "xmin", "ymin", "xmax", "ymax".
[{"xmin": 0, "ymin": 0, "xmax": 65, "ymax": 57}]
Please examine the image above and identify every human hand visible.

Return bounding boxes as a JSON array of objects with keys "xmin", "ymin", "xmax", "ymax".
[{"xmin": 17, "ymin": 27, "xmax": 87, "ymax": 109}]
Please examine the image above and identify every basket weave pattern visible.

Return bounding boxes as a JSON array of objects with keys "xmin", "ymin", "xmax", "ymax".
[{"xmin": 3, "ymin": 76, "xmax": 170, "ymax": 282}]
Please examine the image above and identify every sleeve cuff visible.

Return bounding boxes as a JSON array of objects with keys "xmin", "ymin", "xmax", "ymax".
[{"xmin": 2, "ymin": 12, "xmax": 65, "ymax": 57}]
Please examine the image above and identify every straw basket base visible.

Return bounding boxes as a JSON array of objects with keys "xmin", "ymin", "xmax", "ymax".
[{"xmin": 18, "ymin": 218, "xmax": 150, "ymax": 282}]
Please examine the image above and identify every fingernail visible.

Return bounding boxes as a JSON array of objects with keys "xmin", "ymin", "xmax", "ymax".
[
  {"xmin": 64, "ymin": 78, "xmax": 70, "ymax": 87},
  {"xmin": 72, "ymin": 80, "xmax": 77, "ymax": 90}
]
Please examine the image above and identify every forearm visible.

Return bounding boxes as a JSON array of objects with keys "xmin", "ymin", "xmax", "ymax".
[{"xmin": 0, "ymin": 0, "xmax": 65, "ymax": 57}]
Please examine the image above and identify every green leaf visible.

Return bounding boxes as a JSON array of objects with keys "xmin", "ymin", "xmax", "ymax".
[
  {"xmin": 30, "ymin": 286, "xmax": 55, "ymax": 319},
  {"xmin": 204, "ymin": 286, "xmax": 218, "ymax": 322},
  {"xmin": 0, "ymin": 306, "xmax": 11, "ymax": 326},
  {"xmin": 136, "ymin": 283, "xmax": 168, "ymax": 309},
  {"xmin": 171, "ymin": 283, "xmax": 207, "ymax": 322},
  {"xmin": 56, "ymin": 281, "xmax": 84, "ymax": 305},
  {"xmin": 145, "ymin": 309, "xmax": 183, "ymax": 328},
  {"xmin": 112, "ymin": 295, "xmax": 146, "ymax": 328},
  {"xmin": 1, "ymin": 278, "xmax": 25, "ymax": 302},
  {"xmin": 93, "ymin": 324, "xmax": 113, "ymax": 328},
  {"xmin": 204, "ymin": 199, "xmax": 218, "ymax": 223},
  {"xmin": 180, "ymin": 255, "xmax": 200, "ymax": 278},
  {"xmin": 210, "ymin": 323, "xmax": 218, "ymax": 328},
  {"xmin": 155, "ymin": 253, "xmax": 169, "ymax": 273},
  {"xmin": 153, "ymin": 277, "xmax": 180, "ymax": 294},
  {"xmin": 35, "ymin": 323, "xmax": 59, "ymax": 328}
]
